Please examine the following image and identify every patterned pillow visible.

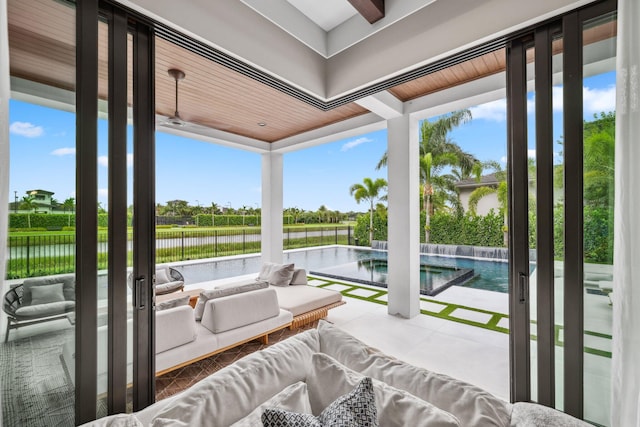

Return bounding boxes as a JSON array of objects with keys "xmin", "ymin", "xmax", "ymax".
[{"xmin": 262, "ymin": 378, "xmax": 378, "ymax": 427}]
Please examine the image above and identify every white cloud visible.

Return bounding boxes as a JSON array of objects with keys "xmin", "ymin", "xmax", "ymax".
[
  {"xmin": 98, "ymin": 153, "xmax": 134, "ymax": 168},
  {"xmin": 10, "ymin": 121, "xmax": 44, "ymax": 138},
  {"xmin": 469, "ymin": 99, "xmax": 507, "ymax": 122},
  {"xmin": 583, "ymin": 85, "xmax": 616, "ymax": 116},
  {"xmin": 340, "ymin": 137, "xmax": 373, "ymax": 152},
  {"xmin": 98, "ymin": 188, "xmax": 109, "ymax": 199},
  {"xmin": 528, "ymin": 149, "xmax": 536, "ymax": 158},
  {"xmin": 51, "ymin": 147, "xmax": 76, "ymax": 156},
  {"xmin": 500, "ymin": 156, "xmax": 507, "ymax": 164}
]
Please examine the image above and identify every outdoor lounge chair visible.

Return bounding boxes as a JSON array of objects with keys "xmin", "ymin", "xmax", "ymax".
[
  {"xmin": 3, "ymin": 274, "xmax": 76, "ymax": 342},
  {"xmin": 154, "ymin": 267, "xmax": 185, "ymax": 295}
]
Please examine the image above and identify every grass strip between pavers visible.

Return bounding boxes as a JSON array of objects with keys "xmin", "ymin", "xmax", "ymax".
[{"xmin": 312, "ymin": 276, "xmax": 611, "ymax": 359}]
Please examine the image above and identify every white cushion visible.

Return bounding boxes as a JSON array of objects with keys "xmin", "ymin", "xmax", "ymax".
[
  {"xmin": 271, "ymin": 285, "xmax": 342, "ymax": 316},
  {"xmin": 194, "ymin": 280, "xmax": 268, "ymax": 320},
  {"xmin": 151, "ymin": 329, "xmax": 320, "ymax": 427},
  {"xmin": 230, "ymin": 381, "xmax": 313, "ymax": 427},
  {"xmin": 155, "ymin": 306, "xmax": 197, "ymax": 354},
  {"xmin": 306, "ymin": 353, "xmax": 460, "ymax": 427},
  {"xmin": 257, "ymin": 262, "xmax": 279, "ymax": 281},
  {"xmin": 290, "ymin": 268, "xmax": 308, "ymax": 285},
  {"xmin": 155, "ymin": 268, "xmax": 171, "ymax": 284},
  {"xmin": 200, "ymin": 288, "xmax": 279, "ymax": 333},
  {"xmin": 156, "ymin": 294, "xmax": 190, "ymax": 311},
  {"xmin": 267, "ymin": 263, "xmax": 295, "ymax": 286},
  {"xmin": 317, "ymin": 320, "xmax": 511, "ymax": 427}
]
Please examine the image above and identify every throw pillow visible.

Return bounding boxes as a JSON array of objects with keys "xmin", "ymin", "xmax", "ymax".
[
  {"xmin": 156, "ymin": 294, "xmax": 191, "ymax": 311},
  {"xmin": 193, "ymin": 281, "xmax": 269, "ymax": 320},
  {"xmin": 290, "ymin": 268, "xmax": 308, "ymax": 285},
  {"xmin": 262, "ymin": 378, "xmax": 378, "ymax": 427},
  {"xmin": 155, "ymin": 268, "xmax": 171, "ymax": 285},
  {"xmin": 31, "ymin": 283, "xmax": 65, "ymax": 305},
  {"xmin": 267, "ymin": 263, "xmax": 295, "ymax": 286},
  {"xmin": 230, "ymin": 382, "xmax": 313, "ymax": 427},
  {"xmin": 257, "ymin": 262, "xmax": 278, "ymax": 281}
]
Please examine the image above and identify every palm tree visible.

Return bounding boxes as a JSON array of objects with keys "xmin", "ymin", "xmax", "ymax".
[
  {"xmin": 349, "ymin": 178, "xmax": 388, "ymax": 246},
  {"xmin": 20, "ymin": 195, "xmax": 37, "ymax": 228},
  {"xmin": 420, "ymin": 151, "xmax": 461, "ymax": 242},
  {"xmin": 377, "ymin": 110, "xmax": 474, "ymax": 170},
  {"xmin": 62, "ymin": 197, "xmax": 75, "ymax": 226}
]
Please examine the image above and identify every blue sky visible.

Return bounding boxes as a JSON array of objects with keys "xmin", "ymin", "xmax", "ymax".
[{"xmin": 8, "ymin": 71, "xmax": 615, "ymax": 213}]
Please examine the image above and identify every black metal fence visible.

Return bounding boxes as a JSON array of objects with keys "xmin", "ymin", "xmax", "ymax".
[{"xmin": 6, "ymin": 226, "xmax": 353, "ymax": 279}]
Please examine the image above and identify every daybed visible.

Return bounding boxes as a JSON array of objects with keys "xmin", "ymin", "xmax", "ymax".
[
  {"xmin": 86, "ymin": 320, "xmax": 590, "ymax": 427},
  {"xmin": 192, "ymin": 262, "xmax": 345, "ymax": 330}
]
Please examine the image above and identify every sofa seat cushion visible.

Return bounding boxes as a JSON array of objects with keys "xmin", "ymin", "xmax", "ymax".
[
  {"xmin": 200, "ymin": 287, "xmax": 280, "ymax": 334},
  {"xmin": 151, "ymin": 329, "xmax": 320, "ymax": 427},
  {"xmin": 14, "ymin": 300, "xmax": 75, "ymax": 319},
  {"xmin": 271, "ymin": 285, "xmax": 342, "ymax": 317},
  {"xmin": 231, "ymin": 381, "xmax": 313, "ymax": 427},
  {"xmin": 317, "ymin": 320, "xmax": 511, "ymax": 427},
  {"xmin": 307, "ymin": 353, "xmax": 460, "ymax": 427}
]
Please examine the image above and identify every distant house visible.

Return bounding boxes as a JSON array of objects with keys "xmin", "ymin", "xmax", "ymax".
[
  {"xmin": 455, "ymin": 174, "xmax": 501, "ymax": 216},
  {"xmin": 29, "ymin": 189, "xmax": 56, "ymax": 213}
]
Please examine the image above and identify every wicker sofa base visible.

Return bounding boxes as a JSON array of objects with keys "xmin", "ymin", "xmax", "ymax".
[{"xmin": 290, "ymin": 301, "xmax": 346, "ymax": 330}]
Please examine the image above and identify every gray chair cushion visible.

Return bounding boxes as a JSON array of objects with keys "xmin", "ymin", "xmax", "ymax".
[{"xmin": 14, "ymin": 301, "xmax": 75, "ymax": 319}]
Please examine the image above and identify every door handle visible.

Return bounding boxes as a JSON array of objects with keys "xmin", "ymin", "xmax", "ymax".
[
  {"xmin": 133, "ymin": 277, "xmax": 146, "ymax": 310},
  {"xmin": 519, "ymin": 273, "xmax": 528, "ymax": 304}
]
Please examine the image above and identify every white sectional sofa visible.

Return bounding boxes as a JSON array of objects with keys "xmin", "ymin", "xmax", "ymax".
[{"xmin": 86, "ymin": 320, "xmax": 590, "ymax": 427}]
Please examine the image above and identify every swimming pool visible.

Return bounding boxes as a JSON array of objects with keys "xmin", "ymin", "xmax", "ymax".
[{"xmin": 174, "ymin": 246, "xmax": 511, "ymax": 294}]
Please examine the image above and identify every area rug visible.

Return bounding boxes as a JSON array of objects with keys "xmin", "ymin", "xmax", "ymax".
[{"xmin": 0, "ymin": 328, "xmax": 77, "ymax": 427}]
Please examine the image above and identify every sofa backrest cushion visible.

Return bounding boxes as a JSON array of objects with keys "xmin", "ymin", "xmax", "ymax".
[
  {"xmin": 150, "ymin": 329, "xmax": 320, "ymax": 427},
  {"xmin": 156, "ymin": 305, "xmax": 197, "ymax": 354},
  {"xmin": 22, "ymin": 274, "xmax": 75, "ymax": 305},
  {"xmin": 306, "ymin": 353, "xmax": 460, "ymax": 427},
  {"xmin": 317, "ymin": 320, "xmax": 512, "ymax": 427},
  {"xmin": 194, "ymin": 280, "xmax": 268, "ymax": 320},
  {"xmin": 290, "ymin": 268, "xmax": 308, "ymax": 285},
  {"xmin": 156, "ymin": 294, "xmax": 190, "ymax": 311},
  {"xmin": 230, "ymin": 381, "xmax": 313, "ymax": 427},
  {"xmin": 200, "ymin": 287, "xmax": 279, "ymax": 334}
]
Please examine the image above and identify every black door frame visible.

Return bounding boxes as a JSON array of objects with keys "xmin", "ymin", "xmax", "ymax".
[{"xmin": 75, "ymin": 1, "xmax": 155, "ymax": 423}]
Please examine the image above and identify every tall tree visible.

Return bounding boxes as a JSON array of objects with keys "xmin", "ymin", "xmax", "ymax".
[
  {"xmin": 19, "ymin": 195, "xmax": 37, "ymax": 228},
  {"xmin": 349, "ymin": 178, "xmax": 387, "ymax": 246}
]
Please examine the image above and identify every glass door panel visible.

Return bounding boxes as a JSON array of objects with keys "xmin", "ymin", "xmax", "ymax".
[{"xmin": 4, "ymin": 0, "xmax": 77, "ymax": 425}]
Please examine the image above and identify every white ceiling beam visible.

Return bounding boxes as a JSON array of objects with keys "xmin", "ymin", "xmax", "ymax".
[
  {"xmin": 354, "ymin": 90, "xmax": 404, "ymax": 119},
  {"xmin": 270, "ymin": 112, "xmax": 386, "ymax": 153}
]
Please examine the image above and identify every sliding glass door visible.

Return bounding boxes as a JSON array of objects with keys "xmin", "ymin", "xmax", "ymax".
[{"xmin": 507, "ymin": 2, "xmax": 616, "ymax": 425}]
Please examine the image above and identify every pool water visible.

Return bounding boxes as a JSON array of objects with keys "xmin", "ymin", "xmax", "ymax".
[{"xmin": 176, "ymin": 246, "xmax": 511, "ymax": 293}]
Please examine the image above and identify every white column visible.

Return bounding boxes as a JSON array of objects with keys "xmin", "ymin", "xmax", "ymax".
[
  {"xmin": 261, "ymin": 152, "xmax": 284, "ymax": 264},
  {"xmin": 386, "ymin": 114, "xmax": 420, "ymax": 318},
  {"xmin": 0, "ymin": 0, "xmax": 11, "ymax": 335}
]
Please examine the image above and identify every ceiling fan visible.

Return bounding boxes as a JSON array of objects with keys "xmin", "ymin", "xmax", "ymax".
[
  {"xmin": 160, "ymin": 68, "xmax": 188, "ymax": 127},
  {"xmin": 159, "ymin": 68, "xmax": 233, "ymax": 132}
]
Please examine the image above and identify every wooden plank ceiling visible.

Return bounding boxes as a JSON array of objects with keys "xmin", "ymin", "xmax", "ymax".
[
  {"xmin": 8, "ymin": 0, "xmax": 617, "ymax": 141},
  {"xmin": 7, "ymin": 0, "xmax": 367, "ymax": 143},
  {"xmin": 388, "ymin": 19, "xmax": 617, "ymax": 102}
]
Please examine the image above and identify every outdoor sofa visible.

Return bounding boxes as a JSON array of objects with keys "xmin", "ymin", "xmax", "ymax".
[{"xmin": 86, "ymin": 320, "xmax": 590, "ymax": 427}]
